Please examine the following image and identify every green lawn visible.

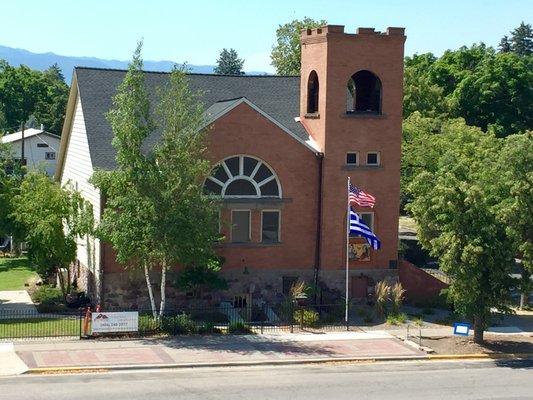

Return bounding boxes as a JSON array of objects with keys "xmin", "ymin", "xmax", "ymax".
[
  {"xmin": 0, "ymin": 317, "xmax": 80, "ymax": 338},
  {"xmin": 0, "ymin": 257, "xmax": 38, "ymax": 291}
]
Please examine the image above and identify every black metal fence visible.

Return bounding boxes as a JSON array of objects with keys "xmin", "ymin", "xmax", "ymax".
[
  {"xmin": 0, "ymin": 302, "xmax": 351, "ymax": 340},
  {"xmin": 0, "ymin": 309, "xmax": 83, "ymax": 340}
]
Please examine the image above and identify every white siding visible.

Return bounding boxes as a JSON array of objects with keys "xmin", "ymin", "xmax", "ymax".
[
  {"xmin": 7, "ymin": 134, "xmax": 60, "ymax": 176},
  {"xmin": 60, "ymin": 93, "xmax": 101, "ymax": 296}
]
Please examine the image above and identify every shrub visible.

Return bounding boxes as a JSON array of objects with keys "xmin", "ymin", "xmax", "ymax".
[
  {"xmin": 294, "ymin": 308, "xmax": 319, "ymax": 327},
  {"xmin": 161, "ymin": 313, "xmax": 198, "ymax": 335},
  {"xmin": 391, "ymin": 282, "xmax": 406, "ymax": 315},
  {"xmin": 375, "ymin": 281, "xmax": 390, "ymax": 318},
  {"xmin": 422, "ymin": 307, "xmax": 435, "ymax": 315},
  {"xmin": 198, "ymin": 322, "xmax": 222, "ymax": 334},
  {"xmin": 228, "ymin": 321, "xmax": 252, "ymax": 334},
  {"xmin": 32, "ymin": 285, "xmax": 64, "ymax": 312},
  {"xmin": 386, "ymin": 313, "xmax": 407, "ymax": 325},
  {"xmin": 190, "ymin": 310, "xmax": 229, "ymax": 323}
]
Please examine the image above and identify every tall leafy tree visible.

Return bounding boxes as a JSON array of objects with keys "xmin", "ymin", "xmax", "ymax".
[
  {"xmin": 12, "ymin": 171, "xmax": 93, "ymax": 295},
  {"xmin": 451, "ymin": 52, "xmax": 533, "ymax": 136},
  {"xmin": 0, "ymin": 135, "xmax": 24, "ymax": 242},
  {"xmin": 407, "ymin": 123, "xmax": 516, "ymax": 343},
  {"xmin": 214, "ymin": 48, "xmax": 245, "ymax": 75},
  {"xmin": 510, "ymin": 22, "xmax": 533, "ymax": 56},
  {"xmin": 91, "ymin": 41, "xmax": 159, "ymax": 313},
  {"xmin": 34, "ymin": 64, "xmax": 69, "ymax": 134},
  {"xmin": 270, "ymin": 17, "xmax": 326, "ymax": 75},
  {"xmin": 0, "ymin": 61, "xmax": 69, "ymax": 134},
  {"xmin": 495, "ymin": 132, "xmax": 533, "ymax": 308},
  {"xmin": 0, "ymin": 62, "xmax": 41, "ymax": 131},
  {"xmin": 92, "ymin": 43, "xmax": 220, "ymax": 317}
]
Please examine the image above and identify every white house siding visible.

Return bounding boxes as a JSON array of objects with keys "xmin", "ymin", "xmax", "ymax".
[
  {"xmin": 60, "ymin": 93, "xmax": 102, "ymax": 302},
  {"xmin": 5, "ymin": 133, "xmax": 60, "ymax": 176}
]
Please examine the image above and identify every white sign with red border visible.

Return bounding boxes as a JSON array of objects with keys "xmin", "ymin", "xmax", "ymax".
[{"xmin": 92, "ymin": 312, "xmax": 139, "ymax": 333}]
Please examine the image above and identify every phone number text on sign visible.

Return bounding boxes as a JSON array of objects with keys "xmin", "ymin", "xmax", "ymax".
[{"xmin": 92, "ymin": 312, "xmax": 139, "ymax": 333}]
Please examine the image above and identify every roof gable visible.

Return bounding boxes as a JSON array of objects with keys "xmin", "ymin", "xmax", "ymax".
[{"xmin": 73, "ymin": 67, "xmax": 311, "ymax": 170}]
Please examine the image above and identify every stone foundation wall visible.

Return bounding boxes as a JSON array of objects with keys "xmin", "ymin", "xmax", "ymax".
[
  {"xmin": 99, "ymin": 267, "xmax": 399, "ymax": 309},
  {"xmin": 71, "ymin": 260, "xmax": 97, "ymax": 301}
]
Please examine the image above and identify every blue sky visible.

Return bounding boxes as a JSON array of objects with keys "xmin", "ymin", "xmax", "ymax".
[{"xmin": 2, "ymin": 0, "xmax": 532, "ymax": 72}]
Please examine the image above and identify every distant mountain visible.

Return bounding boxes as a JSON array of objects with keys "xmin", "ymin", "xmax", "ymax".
[{"xmin": 0, "ymin": 45, "xmax": 268, "ymax": 84}]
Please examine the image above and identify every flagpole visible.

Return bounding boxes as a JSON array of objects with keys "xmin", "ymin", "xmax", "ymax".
[{"xmin": 345, "ymin": 176, "xmax": 350, "ymax": 326}]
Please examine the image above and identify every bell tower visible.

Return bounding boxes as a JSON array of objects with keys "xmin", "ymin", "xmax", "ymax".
[{"xmin": 300, "ymin": 26, "xmax": 406, "ymax": 282}]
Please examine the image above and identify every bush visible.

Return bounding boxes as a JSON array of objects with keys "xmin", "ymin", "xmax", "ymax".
[
  {"xmin": 197, "ymin": 322, "xmax": 222, "ymax": 334},
  {"xmin": 161, "ymin": 313, "xmax": 198, "ymax": 335},
  {"xmin": 391, "ymin": 282, "xmax": 406, "ymax": 315},
  {"xmin": 31, "ymin": 285, "xmax": 65, "ymax": 312},
  {"xmin": 375, "ymin": 281, "xmax": 390, "ymax": 318},
  {"xmin": 190, "ymin": 310, "xmax": 229, "ymax": 323},
  {"xmin": 228, "ymin": 322, "xmax": 252, "ymax": 334},
  {"xmin": 294, "ymin": 308, "xmax": 319, "ymax": 327},
  {"xmin": 386, "ymin": 313, "xmax": 407, "ymax": 325},
  {"xmin": 422, "ymin": 307, "xmax": 435, "ymax": 315}
]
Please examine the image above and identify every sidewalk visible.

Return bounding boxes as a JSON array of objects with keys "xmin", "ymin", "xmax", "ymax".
[{"xmin": 6, "ymin": 331, "xmax": 424, "ymax": 373}]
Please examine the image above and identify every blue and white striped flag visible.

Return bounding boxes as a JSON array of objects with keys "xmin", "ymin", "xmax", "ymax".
[{"xmin": 349, "ymin": 210, "xmax": 381, "ymax": 250}]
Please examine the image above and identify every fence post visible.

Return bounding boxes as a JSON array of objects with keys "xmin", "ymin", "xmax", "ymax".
[{"xmin": 79, "ymin": 308, "xmax": 83, "ymax": 339}]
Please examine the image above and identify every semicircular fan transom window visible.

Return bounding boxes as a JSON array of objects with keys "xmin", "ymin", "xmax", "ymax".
[{"xmin": 204, "ymin": 155, "xmax": 281, "ymax": 198}]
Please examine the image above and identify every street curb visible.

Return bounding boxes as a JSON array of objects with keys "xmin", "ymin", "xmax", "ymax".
[
  {"xmin": 23, "ymin": 352, "xmax": 533, "ymax": 375},
  {"xmin": 24, "ymin": 355, "xmax": 428, "ymax": 374},
  {"xmin": 428, "ymin": 353, "xmax": 533, "ymax": 361}
]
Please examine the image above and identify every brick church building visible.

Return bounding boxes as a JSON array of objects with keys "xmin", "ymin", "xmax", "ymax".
[{"xmin": 56, "ymin": 25, "xmax": 406, "ymax": 308}]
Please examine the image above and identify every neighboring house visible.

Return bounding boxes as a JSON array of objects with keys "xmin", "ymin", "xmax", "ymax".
[
  {"xmin": 1, "ymin": 127, "xmax": 60, "ymax": 176},
  {"xmin": 56, "ymin": 25, "xmax": 406, "ymax": 308}
]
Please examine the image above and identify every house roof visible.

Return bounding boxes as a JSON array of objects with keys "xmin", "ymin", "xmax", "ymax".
[
  {"xmin": 1, "ymin": 128, "xmax": 60, "ymax": 144},
  {"xmin": 74, "ymin": 67, "xmax": 311, "ymax": 171}
]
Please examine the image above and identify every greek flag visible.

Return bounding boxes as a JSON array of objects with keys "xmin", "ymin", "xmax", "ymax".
[{"xmin": 349, "ymin": 210, "xmax": 381, "ymax": 250}]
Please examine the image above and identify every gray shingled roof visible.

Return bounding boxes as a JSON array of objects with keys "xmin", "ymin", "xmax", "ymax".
[{"xmin": 75, "ymin": 67, "xmax": 308, "ymax": 170}]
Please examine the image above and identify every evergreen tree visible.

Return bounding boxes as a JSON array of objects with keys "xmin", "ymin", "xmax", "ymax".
[
  {"xmin": 214, "ymin": 48, "xmax": 244, "ymax": 75},
  {"xmin": 510, "ymin": 22, "xmax": 533, "ymax": 56},
  {"xmin": 498, "ymin": 35, "xmax": 512, "ymax": 52}
]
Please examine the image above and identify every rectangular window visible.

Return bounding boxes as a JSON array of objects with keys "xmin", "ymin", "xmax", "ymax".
[
  {"xmin": 360, "ymin": 212, "xmax": 374, "ymax": 230},
  {"xmin": 45, "ymin": 152, "xmax": 56, "ymax": 160},
  {"xmin": 37, "ymin": 143, "xmax": 48, "ymax": 148},
  {"xmin": 261, "ymin": 210, "xmax": 280, "ymax": 243},
  {"xmin": 231, "ymin": 210, "xmax": 250, "ymax": 243},
  {"xmin": 346, "ymin": 152, "xmax": 358, "ymax": 165},
  {"xmin": 366, "ymin": 152, "xmax": 380, "ymax": 166},
  {"xmin": 351, "ymin": 212, "xmax": 374, "ymax": 237}
]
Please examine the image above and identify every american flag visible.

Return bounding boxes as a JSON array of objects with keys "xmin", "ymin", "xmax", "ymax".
[{"xmin": 348, "ymin": 183, "xmax": 376, "ymax": 208}]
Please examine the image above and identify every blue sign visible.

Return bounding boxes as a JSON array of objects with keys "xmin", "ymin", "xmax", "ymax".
[{"xmin": 453, "ymin": 322, "xmax": 470, "ymax": 336}]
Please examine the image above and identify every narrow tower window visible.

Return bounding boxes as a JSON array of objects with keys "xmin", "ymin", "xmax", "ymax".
[
  {"xmin": 346, "ymin": 70, "xmax": 382, "ymax": 114},
  {"xmin": 307, "ymin": 70, "xmax": 319, "ymax": 114}
]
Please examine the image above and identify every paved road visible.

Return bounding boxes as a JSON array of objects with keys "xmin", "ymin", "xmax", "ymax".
[{"xmin": 0, "ymin": 359, "xmax": 531, "ymax": 400}]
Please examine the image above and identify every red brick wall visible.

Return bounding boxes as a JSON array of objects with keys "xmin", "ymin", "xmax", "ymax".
[
  {"xmin": 300, "ymin": 26, "xmax": 405, "ymax": 272},
  {"xmin": 398, "ymin": 260, "xmax": 448, "ymax": 302},
  {"xmin": 103, "ymin": 102, "xmax": 320, "ymax": 274},
  {"xmin": 208, "ymin": 102, "xmax": 319, "ymax": 271}
]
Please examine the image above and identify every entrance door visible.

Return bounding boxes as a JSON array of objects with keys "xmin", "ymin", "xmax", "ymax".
[{"xmin": 351, "ymin": 276, "xmax": 368, "ymax": 299}]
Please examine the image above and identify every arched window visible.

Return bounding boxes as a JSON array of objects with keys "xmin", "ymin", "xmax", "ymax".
[
  {"xmin": 307, "ymin": 70, "xmax": 319, "ymax": 114},
  {"xmin": 203, "ymin": 155, "xmax": 282, "ymax": 198},
  {"xmin": 346, "ymin": 70, "xmax": 382, "ymax": 114}
]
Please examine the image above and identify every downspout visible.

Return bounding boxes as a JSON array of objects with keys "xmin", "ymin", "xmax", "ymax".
[
  {"xmin": 313, "ymin": 152, "xmax": 324, "ymax": 302},
  {"xmin": 97, "ymin": 194, "xmax": 105, "ymax": 307}
]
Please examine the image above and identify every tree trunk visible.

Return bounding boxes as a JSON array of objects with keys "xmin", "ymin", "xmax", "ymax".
[
  {"xmin": 519, "ymin": 293, "xmax": 526, "ymax": 310},
  {"xmin": 143, "ymin": 264, "xmax": 157, "ymax": 319},
  {"xmin": 473, "ymin": 315, "xmax": 484, "ymax": 344},
  {"xmin": 159, "ymin": 264, "xmax": 167, "ymax": 318}
]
